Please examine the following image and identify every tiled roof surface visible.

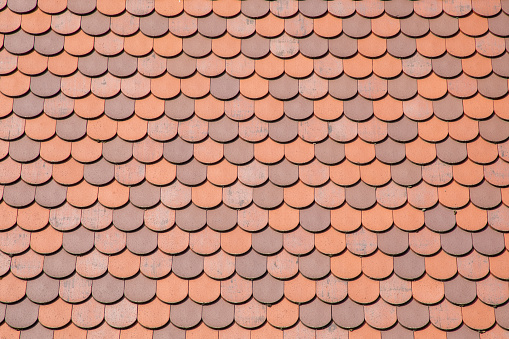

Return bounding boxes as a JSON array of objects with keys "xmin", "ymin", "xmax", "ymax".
[{"xmin": 0, "ymin": 0, "xmax": 509, "ymax": 337}]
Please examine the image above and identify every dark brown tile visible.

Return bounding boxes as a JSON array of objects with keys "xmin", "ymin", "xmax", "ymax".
[
  {"xmin": 472, "ymin": 226, "xmax": 505, "ymax": 256},
  {"xmin": 13, "ymin": 93, "xmax": 44, "ymax": 118},
  {"xmin": 444, "ymin": 275, "xmax": 477, "ymax": 305},
  {"xmin": 433, "ymin": 94, "xmax": 463, "ymax": 121},
  {"xmin": 43, "ymin": 248, "xmax": 76, "ymax": 278},
  {"xmin": 3, "ymin": 180, "xmax": 36, "ymax": 207},
  {"xmin": 3, "ymin": 29, "xmax": 34, "ymax": 54},
  {"xmin": 5, "ymin": 298, "xmax": 39, "ymax": 329},
  {"xmin": 345, "ymin": 181, "xmax": 376, "ymax": 210},
  {"xmin": 342, "ymin": 12, "xmax": 371, "ymax": 38},
  {"xmin": 300, "ymin": 203, "xmax": 330, "ymax": 233},
  {"xmin": 125, "ymin": 273, "xmax": 156, "ymax": 303},
  {"xmin": 479, "ymin": 115, "xmax": 509, "ymax": 143},
  {"xmin": 113, "ymin": 203, "xmax": 144, "ymax": 232},
  {"xmin": 84, "ymin": 158, "xmax": 115, "ymax": 186},
  {"xmin": 35, "ymin": 179, "xmax": 67, "ymax": 208},
  {"xmin": 252, "ymin": 227, "xmax": 283, "ymax": 255},
  {"xmin": 436, "ymin": 137, "xmax": 467, "ymax": 164},
  {"xmin": 425, "ymin": 204, "xmax": 456, "ymax": 232},
  {"xmin": 236, "ymin": 249, "xmax": 266, "ymax": 279},
  {"xmin": 130, "ymin": 181, "xmax": 160, "ymax": 209},
  {"xmin": 284, "ymin": 95, "xmax": 314, "ymax": 121},
  {"xmin": 441, "ymin": 226, "xmax": 473, "ymax": 256},
  {"xmin": 56, "ymin": 114, "xmax": 87, "ymax": 141},
  {"xmin": 92, "ymin": 272, "xmax": 124, "ymax": 304},
  {"xmin": 253, "ymin": 273, "xmax": 283, "ymax": 304},
  {"xmin": 103, "ymin": 136, "xmax": 133, "ymax": 164},
  {"xmin": 394, "ymin": 250, "xmax": 425, "ymax": 280},
  {"xmin": 26, "ymin": 273, "xmax": 59, "ymax": 304},
  {"xmin": 81, "ymin": 10, "xmax": 111, "ymax": 36},
  {"xmin": 210, "ymin": 73, "xmax": 240, "ymax": 100},
  {"xmin": 105, "ymin": 93, "xmax": 135, "ymax": 120},
  {"xmin": 329, "ymin": 34, "xmax": 358, "ymax": 58},
  {"xmin": 430, "ymin": 13, "xmax": 459, "ymax": 37},
  {"xmin": 241, "ymin": 34, "xmax": 270, "ymax": 59},
  {"xmin": 172, "ymin": 249, "xmax": 203, "ymax": 279},
  {"xmin": 108, "ymin": 52, "xmax": 137, "ymax": 78},
  {"xmin": 253, "ymin": 181, "xmax": 283, "ymax": 209},
  {"xmin": 331, "ymin": 298, "xmax": 364, "ymax": 329},
  {"xmin": 343, "ymin": 96, "xmax": 373, "ymax": 122},
  {"xmin": 378, "ymin": 226, "xmax": 409, "ymax": 256},
  {"xmin": 140, "ymin": 11, "xmax": 169, "ymax": 37},
  {"xmin": 470, "ymin": 181, "xmax": 502, "ymax": 209},
  {"xmin": 387, "ymin": 33, "xmax": 417, "ymax": 58},
  {"xmin": 223, "ymin": 138, "xmax": 253, "ymax": 165},
  {"xmin": 62, "ymin": 226, "xmax": 95, "ymax": 255},
  {"xmin": 202, "ymin": 298, "xmax": 234, "ymax": 329},
  {"xmin": 269, "ymin": 159, "xmax": 298, "ymax": 186},
  {"xmin": 315, "ymin": 138, "xmax": 345, "ymax": 165},
  {"xmin": 169, "ymin": 298, "xmax": 202, "ymax": 329},
  {"xmin": 396, "ymin": 299, "xmax": 430, "ymax": 329},
  {"xmin": 299, "ymin": 249, "xmax": 330, "ymax": 279},
  {"xmin": 127, "ymin": 226, "xmax": 158, "ymax": 255},
  {"xmin": 30, "ymin": 71, "xmax": 61, "ymax": 98}
]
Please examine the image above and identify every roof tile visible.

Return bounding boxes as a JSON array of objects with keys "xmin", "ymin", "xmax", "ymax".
[{"xmin": 457, "ymin": 249, "xmax": 490, "ymax": 280}]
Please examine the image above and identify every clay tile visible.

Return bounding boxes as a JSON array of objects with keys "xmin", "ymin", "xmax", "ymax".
[
  {"xmin": 330, "ymin": 298, "xmax": 364, "ymax": 329},
  {"xmin": 410, "ymin": 226, "xmax": 441, "ymax": 255},
  {"xmin": 252, "ymin": 180, "xmax": 283, "ymax": 208},
  {"xmin": 393, "ymin": 249, "xmax": 425, "ymax": 280},
  {"xmin": 3, "ymin": 180, "xmax": 36, "ymax": 207},
  {"xmin": 80, "ymin": 11, "xmax": 109, "ymax": 36},
  {"xmin": 62, "ymin": 226, "xmax": 94, "ymax": 255},
  {"xmin": 201, "ymin": 298, "xmax": 234, "ymax": 329},
  {"xmin": 489, "ymin": 11, "xmax": 509, "ymax": 36},
  {"xmin": 77, "ymin": 53, "xmax": 107, "ymax": 79},
  {"xmin": 316, "ymin": 273, "xmax": 347, "ymax": 304},
  {"xmin": 312, "ymin": 138, "xmax": 344, "ymax": 166},
  {"xmin": 222, "ymin": 139, "xmax": 252, "ymax": 165},
  {"xmin": 476, "ymin": 32, "xmax": 506, "ymax": 58},
  {"xmin": 42, "ymin": 248, "xmax": 76, "ymax": 279},
  {"xmin": 284, "ymin": 13, "xmax": 312, "ymax": 39},
  {"xmin": 267, "ymin": 116, "xmax": 296, "ymax": 144},
  {"xmin": 107, "ymin": 53, "xmax": 137, "ymax": 79},
  {"xmin": 423, "ymin": 203, "xmax": 455, "ymax": 232},
  {"xmin": 374, "ymin": 138, "xmax": 404, "ymax": 164},
  {"xmin": 5, "ymin": 298, "xmax": 39, "ymax": 329},
  {"xmin": 422, "ymin": 159, "xmax": 452, "ymax": 187},
  {"xmin": 430, "ymin": 54, "xmax": 461, "ymax": 79},
  {"xmin": 401, "ymin": 54, "xmax": 431, "ymax": 80},
  {"xmin": 83, "ymin": 158, "xmax": 114, "ymax": 186},
  {"xmin": 0, "ymin": 156, "xmax": 21, "ymax": 184},
  {"xmin": 300, "ymin": 249, "xmax": 331, "ymax": 279},
  {"xmin": 162, "ymin": 96, "xmax": 192, "ymax": 122},
  {"xmin": 493, "ymin": 53, "xmax": 509, "ymax": 79},
  {"xmin": 162, "ymin": 137, "xmax": 192, "ymax": 165},
  {"xmin": 388, "ymin": 116, "xmax": 418, "ymax": 144},
  {"xmin": 25, "ymin": 273, "xmax": 59, "ymax": 304},
  {"xmin": 0, "ymin": 223, "xmax": 26, "ymax": 252},
  {"xmin": 378, "ymin": 226, "xmax": 409, "ymax": 256},
  {"xmin": 345, "ymin": 226, "xmax": 377, "ymax": 257},
  {"xmin": 343, "ymin": 96, "xmax": 374, "ymax": 123},
  {"xmin": 129, "ymin": 181, "xmax": 160, "ymax": 209},
  {"xmin": 386, "ymin": 74, "xmax": 417, "ymax": 102},
  {"xmin": 472, "ymin": 225, "xmax": 505, "ymax": 256},
  {"xmin": 102, "ymin": 136, "xmax": 133, "ymax": 164},
  {"xmin": 34, "ymin": 179, "xmax": 66, "ymax": 208},
  {"xmin": 239, "ymin": 34, "xmax": 271, "ymax": 60},
  {"xmin": 478, "ymin": 274, "xmax": 509, "ymax": 306},
  {"xmin": 459, "ymin": 249, "xmax": 490, "ymax": 280},
  {"xmin": 467, "ymin": 137, "xmax": 499, "ymax": 164},
  {"xmin": 76, "ymin": 249, "xmax": 108, "ymax": 278},
  {"xmin": 13, "ymin": 93, "xmax": 44, "ymax": 119},
  {"xmin": 266, "ymin": 158, "xmax": 296, "ymax": 187},
  {"xmin": 463, "ymin": 299, "xmax": 496, "ymax": 331},
  {"xmin": 3, "ymin": 29, "xmax": 33, "ymax": 56},
  {"xmin": 396, "ymin": 299, "xmax": 430, "ymax": 330},
  {"xmin": 147, "ymin": 116, "xmax": 178, "ymax": 142},
  {"xmin": 386, "ymin": 33, "xmax": 417, "ymax": 59},
  {"xmin": 429, "ymin": 13, "xmax": 459, "ymax": 37},
  {"xmin": 480, "ymin": 114, "xmax": 509, "ymax": 143},
  {"xmin": 479, "ymin": 74, "xmax": 508, "ymax": 100},
  {"xmin": 328, "ymin": 34, "xmax": 357, "ymax": 60},
  {"xmin": 250, "ymin": 227, "xmax": 281, "ymax": 256},
  {"xmin": 93, "ymin": 32, "xmax": 123, "ymax": 58}
]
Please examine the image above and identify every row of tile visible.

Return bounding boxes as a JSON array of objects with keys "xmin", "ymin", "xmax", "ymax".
[
  {"xmin": 2, "ymin": 322, "xmax": 509, "ymax": 339},
  {"xmin": 3, "ymin": 0, "xmax": 509, "ymax": 19}
]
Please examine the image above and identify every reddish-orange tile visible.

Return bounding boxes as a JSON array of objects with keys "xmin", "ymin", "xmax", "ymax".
[
  {"xmin": 117, "ymin": 115, "xmax": 147, "ymax": 141},
  {"xmin": 462, "ymin": 299, "xmax": 496, "ymax": 330},
  {"xmin": 345, "ymin": 138, "xmax": 376, "ymax": 165},
  {"xmin": 373, "ymin": 54, "xmax": 402, "ymax": 80},
  {"xmin": 462, "ymin": 53, "xmax": 492, "ymax": 78},
  {"xmin": 67, "ymin": 181, "xmax": 98, "ymax": 208},
  {"xmin": 284, "ymin": 181, "xmax": 314, "ymax": 208},
  {"xmin": 315, "ymin": 228, "xmax": 346, "ymax": 256},
  {"xmin": 181, "ymin": 72, "xmax": 210, "ymax": 98},
  {"xmin": 255, "ymin": 54, "xmax": 285, "ymax": 79},
  {"xmin": 266, "ymin": 297, "xmax": 299, "ymax": 329},
  {"xmin": 145, "ymin": 159, "xmax": 176, "ymax": 186},
  {"xmin": 393, "ymin": 204, "xmax": 425, "ymax": 232},
  {"xmin": 476, "ymin": 32, "xmax": 506, "ymax": 57},
  {"xmin": 314, "ymin": 13, "xmax": 342, "ymax": 37},
  {"xmin": 192, "ymin": 181, "xmax": 222, "ymax": 208},
  {"xmin": 437, "ymin": 181, "xmax": 470, "ymax": 209},
  {"xmin": 418, "ymin": 73, "xmax": 448, "ymax": 100},
  {"xmin": 406, "ymin": 137, "xmax": 437, "ymax": 164},
  {"xmin": 74, "ymin": 95, "xmax": 104, "ymax": 120},
  {"xmin": 184, "ymin": 0, "xmax": 212, "ymax": 16},
  {"xmin": 0, "ymin": 202, "xmax": 17, "ymax": 231},
  {"xmin": 330, "ymin": 203, "xmax": 361, "ymax": 233},
  {"xmin": 414, "ymin": 325, "xmax": 446, "ymax": 339},
  {"xmin": 187, "ymin": 324, "xmax": 218, "ymax": 339},
  {"xmin": 150, "ymin": 73, "xmax": 180, "ymax": 99},
  {"xmin": 362, "ymin": 204, "xmax": 393, "ymax": 232},
  {"xmin": 468, "ymin": 137, "xmax": 499, "ymax": 164},
  {"xmin": 446, "ymin": 32, "xmax": 476, "ymax": 58},
  {"xmin": 285, "ymin": 53, "xmax": 313, "ymax": 78},
  {"xmin": 417, "ymin": 33, "xmax": 446, "ymax": 58},
  {"xmin": 457, "ymin": 204, "xmax": 488, "ymax": 232},
  {"xmin": 490, "ymin": 251, "xmax": 509, "ymax": 280},
  {"xmin": 25, "ymin": 114, "xmax": 55, "ymax": 141},
  {"xmin": 108, "ymin": 250, "xmax": 139, "ymax": 279},
  {"xmin": 71, "ymin": 297, "xmax": 105, "ymax": 329},
  {"xmin": 495, "ymin": 96, "xmax": 509, "ymax": 121},
  {"xmin": 120, "ymin": 323, "xmax": 152, "ymax": 339},
  {"xmin": 47, "ymin": 51, "xmax": 78, "ymax": 76},
  {"xmin": 348, "ymin": 274, "xmax": 379, "ymax": 304},
  {"xmin": 358, "ymin": 34, "xmax": 386, "ymax": 58},
  {"xmin": 460, "ymin": 13, "xmax": 488, "ymax": 37},
  {"xmin": 124, "ymin": 32, "xmax": 153, "ymax": 57},
  {"xmin": 331, "ymin": 249, "xmax": 361, "ymax": 280},
  {"xmin": 343, "ymin": 53, "xmax": 372, "ymax": 79},
  {"xmin": 0, "ymin": 8, "xmax": 21, "ymax": 33},
  {"xmin": 429, "ymin": 299, "xmax": 462, "ymax": 330},
  {"xmin": 372, "ymin": 13, "xmax": 400, "ymax": 37},
  {"xmin": 194, "ymin": 138, "xmax": 223, "ymax": 164},
  {"xmin": 189, "ymin": 274, "xmax": 220, "ymax": 304},
  {"xmin": 17, "ymin": 203, "xmax": 49, "ymax": 231},
  {"xmin": 30, "ymin": 226, "xmax": 62, "ymax": 254},
  {"xmin": 0, "ymin": 271, "xmax": 26, "ymax": 303},
  {"xmin": 299, "ymin": 73, "xmax": 328, "ymax": 99},
  {"xmin": 219, "ymin": 323, "xmax": 250, "ymax": 339},
  {"xmin": 156, "ymin": 273, "xmax": 188, "ymax": 303},
  {"xmin": 0, "ymin": 93, "xmax": 13, "ymax": 118},
  {"xmin": 0, "ymin": 157, "xmax": 22, "ymax": 184},
  {"xmin": 197, "ymin": 54, "xmax": 225, "ymax": 77},
  {"xmin": 349, "ymin": 323, "xmax": 381, "ymax": 339},
  {"xmin": 225, "ymin": 54, "xmax": 255, "ymax": 79},
  {"xmin": 267, "ymin": 249, "xmax": 298, "ymax": 280},
  {"xmin": 208, "ymin": 159, "xmax": 237, "ymax": 186},
  {"xmin": 64, "ymin": 30, "xmax": 94, "ymax": 56},
  {"xmin": 161, "ymin": 181, "xmax": 191, "ymax": 209},
  {"xmin": 412, "ymin": 274, "xmax": 444, "ymax": 305},
  {"xmin": 360, "ymin": 159, "xmax": 391, "ymax": 187},
  {"xmin": 190, "ymin": 227, "xmax": 220, "ymax": 255},
  {"xmin": 362, "ymin": 250, "xmax": 393, "ymax": 280},
  {"xmin": 426, "ymin": 250, "xmax": 458, "ymax": 280},
  {"xmin": 418, "ymin": 116, "xmax": 448, "ymax": 142},
  {"xmin": 299, "ymin": 159, "xmax": 329, "ymax": 186},
  {"xmin": 268, "ymin": 203, "xmax": 299, "ymax": 232},
  {"xmin": 38, "ymin": 298, "xmax": 72, "ymax": 329},
  {"xmin": 17, "ymin": 51, "xmax": 48, "ymax": 76},
  {"xmin": 21, "ymin": 8, "xmax": 51, "ymax": 34},
  {"xmin": 71, "ymin": 136, "xmax": 103, "ymax": 163},
  {"xmin": 98, "ymin": 181, "xmax": 129, "ymax": 208},
  {"xmin": 213, "ymin": 0, "xmax": 241, "ymax": 17},
  {"xmin": 0, "ymin": 70, "xmax": 30, "ymax": 97},
  {"xmin": 315, "ymin": 181, "xmax": 345, "ymax": 209},
  {"xmin": 61, "ymin": 72, "xmax": 91, "ymax": 98},
  {"xmin": 97, "ymin": 0, "xmax": 125, "ymax": 15},
  {"xmin": 285, "ymin": 273, "xmax": 315, "ymax": 304},
  {"xmin": 212, "ymin": 33, "xmax": 241, "ymax": 58},
  {"xmin": 40, "ymin": 136, "xmax": 71, "ymax": 163},
  {"xmin": 137, "ymin": 298, "xmax": 170, "ymax": 329},
  {"xmin": 256, "ymin": 12, "xmax": 284, "ymax": 37},
  {"xmin": 453, "ymin": 159, "xmax": 484, "ymax": 186},
  {"xmin": 195, "ymin": 95, "xmax": 224, "ymax": 121}
]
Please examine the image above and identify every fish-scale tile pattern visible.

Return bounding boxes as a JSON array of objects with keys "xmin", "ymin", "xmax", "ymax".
[{"xmin": 0, "ymin": 0, "xmax": 509, "ymax": 337}]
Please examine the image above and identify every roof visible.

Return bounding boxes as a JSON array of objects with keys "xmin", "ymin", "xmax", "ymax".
[{"xmin": 0, "ymin": 0, "xmax": 509, "ymax": 337}]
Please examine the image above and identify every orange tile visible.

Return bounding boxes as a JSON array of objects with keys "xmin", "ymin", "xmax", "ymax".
[
  {"xmin": 448, "ymin": 115, "xmax": 478, "ymax": 142},
  {"xmin": 17, "ymin": 203, "xmax": 49, "ymax": 231},
  {"xmin": 91, "ymin": 73, "xmax": 121, "ymax": 99},
  {"xmin": 490, "ymin": 251, "xmax": 509, "ymax": 280},
  {"xmin": 331, "ymin": 203, "xmax": 361, "ymax": 233},
  {"xmin": 285, "ymin": 53, "xmax": 313, "ymax": 78},
  {"xmin": 453, "ymin": 159, "xmax": 484, "ymax": 186},
  {"xmin": 54, "ymin": 324, "xmax": 86, "ymax": 339},
  {"xmin": 38, "ymin": 0, "xmax": 67, "ymax": 13},
  {"xmin": 144, "ymin": 205, "xmax": 175, "ymax": 233},
  {"xmin": 133, "ymin": 94, "xmax": 164, "ymax": 120},
  {"xmin": 108, "ymin": 250, "xmax": 140, "ymax": 279},
  {"xmin": 0, "ymin": 8, "xmax": 21, "ymax": 33},
  {"xmin": 190, "ymin": 227, "xmax": 220, "ymax": 255},
  {"xmin": 412, "ymin": 274, "xmax": 444, "ymax": 305},
  {"xmin": 362, "ymin": 250, "xmax": 393, "ymax": 280},
  {"xmin": 0, "ymin": 271, "xmax": 26, "ymax": 303},
  {"xmin": 417, "ymin": 73, "xmax": 448, "ymax": 100},
  {"xmin": 145, "ymin": 159, "xmax": 176, "ymax": 186},
  {"xmin": 360, "ymin": 159, "xmax": 391, "ymax": 187},
  {"xmin": 161, "ymin": 181, "xmax": 191, "ymax": 209},
  {"xmin": 0, "ymin": 157, "xmax": 22, "ymax": 184},
  {"xmin": 137, "ymin": 298, "xmax": 170, "ymax": 329},
  {"xmin": 268, "ymin": 249, "xmax": 298, "ymax": 280},
  {"xmin": 256, "ymin": 12, "xmax": 284, "ymax": 37},
  {"xmin": 414, "ymin": 325, "xmax": 447, "ymax": 339},
  {"xmin": 315, "ymin": 227, "xmax": 346, "ymax": 255},
  {"xmin": 343, "ymin": 53, "xmax": 372, "ymax": 79},
  {"xmin": 119, "ymin": 323, "xmax": 152, "ymax": 339},
  {"xmin": 226, "ymin": 54, "xmax": 255, "ymax": 79},
  {"xmin": 117, "ymin": 115, "xmax": 147, "ymax": 141},
  {"xmin": 0, "ymin": 93, "xmax": 13, "ymax": 118},
  {"xmin": 40, "ymin": 136, "xmax": 71, "ymax": 163},
  {"xmin": 429, "ymin": 299, "xmax": 462, "ymax": 331},
  {"xmin": 406, "ymin": 137, "xmax": 437, "ymax": 164},
  {"xmin": 71, "ymin": 137, "xmax": 102, "ymax": 164},
  {"xmin": 156, "ymin": 273, "xmax": 188, "ymax": 303},
  {"xmin": 283, "ymin": 138, "xmax": 313, "ymax": 164},
  {"xmin": 437, "ymin": 181, "xmax": 470, "ymax": 209},
  {"xmin": 221, "ymin": 227, "xmax": 251, "ymax": 255},
  {"xmin": 268, "ymin": 203, "xmax": 299, "ymax": 232},
  {"xmin": 62, "ymin": 72, "xmax": 92, "ymax": 98},
  {"xmin": 314, "ymin": 13, "xmax": 342, "ymax": 37},
  {"xmin": 417, "ymin": 33, "xmax": 446, "ymax": 58},
  {"xmin": 407, "ymin": 182, "xmax": 439, "ymax": 209},
  {"xmin": 212, "ymin": 33, "xmax": 241, "ymax": 58},
  {"xmin": 255, "ymin": 54, "xmax": 285, "ymax": 79},
  {"xmin": 313, "ymin": 96, "xmax": 342, "ymax": 122},
  {"xmin": 150, "ymin": 73, "xmax": 180, "ymax": 99},
  {"xmin": 426, "ymin": 249, "xmax": 458, "ymax": 280},
  {"xmin": 494, "ymin": 96, "xmax": 509, "ymax": 120},
  {"xmin": 457, "ymin": 250, "xmax": 490, "ymax": 280},
  {"xmin": 207, "ymin": 159, "xmax": 237, "ymax": 186},
  {"xmin": 189, "ymin": 274, "xmax": 220, "ymax": 304},
  {"xmin": 192, "ymin": 181, "xmax": 222, "ymax": 208},
  {"xmin": 349, "ymin": 323, "xmax": 381, "ymax": 339},
  {"xmin": 87, "ymin": 115, "xmax": 117, "ymax": 141},
  {"xmin": 17, "ymin": 50, "xmax": 48, "ymax": 76},
  {"xmin": 418, "ymin": 116, "xmax": 448, "ymax": 142},
  {"xmin": 464, "ymin": 93, "xmax": 493, "ymax": 120},
  {"xmin": 462, "ymin": 53, "xmax": 492, "ymax": 78},
  {"xmin": 74, "ymin": 95, "xmax": 104, "ymax": 120},
  {"xmin": 285, "ymin": 273, "xmax": 315, "ymax": 303},
  {"xmin": 47, "ymin": 51, "xmax": 78, "ymax": 76},
  {"xmin": 362, "ymin": 204, "xmax": 393, "ymax": 232},
  {"xmin": 64, "ymin": 30, "xmax": 94, "ymax": 56},
  {"xmin": 283, "ymin": 181, "xmax": 314, "ymax": 208},
  {"xmin": 0, "ymin": 70, "xmax": 30, "ymax": 97},
  {"xmin": 345, "ymin": 138, "xmax": 376, "ymax": 165},
  {"xmin": 21, "ymin": 8, "xmax": 51, "ymax": 34},
  {"xmin": 67, "ymin": 181, "xmax": 98, "ymax": 208},
  {"xmin": 30, "ymin": 226, "xmax": 62, "ymax": 254},
  {"xmin": 448, "ymin": 73, "xmax": 478, "ymax": 98},
  {"xmin": 459, "ymin": 13, "xmax": 488, "ymax": 37},
  {"xmin": 481, "ymin": 325, "xmax": 509, "ymax": 339},
  {"xmin": 267, "ymin": 298, "xmax": 299, "ymax": 328},
  {"xmin": 181, "ymin": 72, "xmax": 210, "ymax": 98},
  {"xmin": 213, "ymin": 0, "xmax": 241, "ymax": 16},
  {"xmin": 373, "ymin": 54, "xmax": 402, "ymax": 80},
  {"xmin": 219, "ymin": 323, "xmax": 250, "ymax": 339},
  {"xmin": 331, "ymin": 250, "xmax": 362, "ymax": 280},
  {"xmin": 98, "ymin": 181, "xmax": 129, "ymax": 208},
  {"xmin": 467, "ymin": 137, "xmax": 498, "ymax": 164},
  {"xmin": 96, "ymin": 0, "xmax": 125, "ymax": 15},
  {"xmin": 38, "ymin": 298, "xmax": 72, "ymax": 329},
  {"xmin": 299, "ymin": 159, "xmax": 329, "ymax": 186},
  {"xmin": 195, "ymin": 95, "xmax": 224, "ymax": 121},
  {"xmin": 372, "ymin": 13, "xmax": 400, "ymax": 37},
  {"xmin": 446, "ymin": 32, "xmax": 476, "ymax": 58},
  {"xmin": 348, "ymin": 274, "xmax": 379, "ymax": 304},
  {"xmin": 0, "ymin": 202, "xmax": 17, "ymax": 231},
  {"xmin": 194, "ymin": 138, "xmax": 223, "ymax": 164},
  {"xmin": 476, "ymin": 32, "xmax": 506, "ymax": 57},
  {"xmin": 358, "ymin": 34, "xmax": 386, "ymax": 58},
  {"xmin": 124, "ymin": 31, "xmax": 153, "ymax": 57},
  {"xmin": 187, "ymin": 324, "xmax": 218, "ymax": 339},
  {"xmin": 462, "ymin": 299, "xmax": 496, "ymax": 330},
  {"xmin": 75, "ymin": 249, "xmax": 108, "ymax": 278}
]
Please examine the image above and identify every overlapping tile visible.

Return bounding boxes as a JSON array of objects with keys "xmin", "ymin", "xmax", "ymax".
[{"xmin": 0, "ymin": 0, "xmax": 508, "ymax": 337}]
